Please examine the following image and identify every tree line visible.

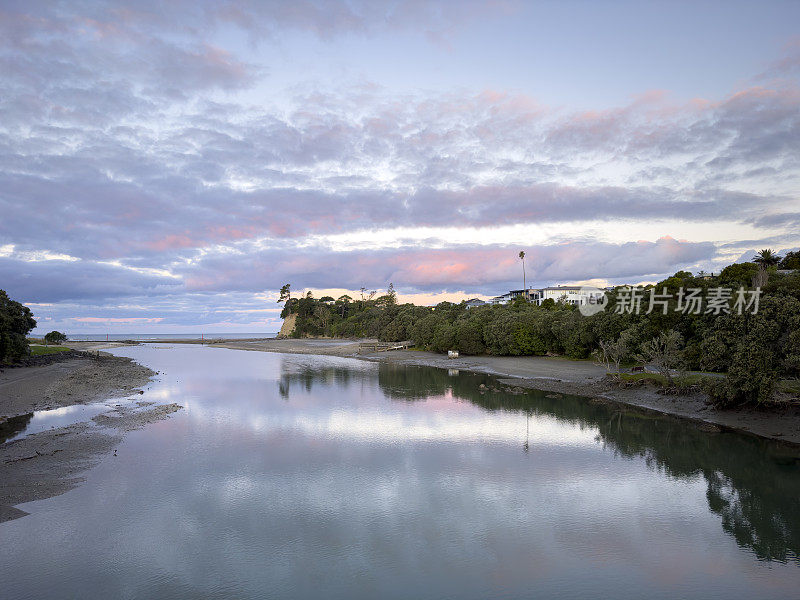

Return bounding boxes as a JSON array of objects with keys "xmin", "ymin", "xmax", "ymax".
[
  {"xmin": 0, "ymin": 289, "xmax": 69, "ymax": 363},
  {"xmin": 279, "ymin": 251, "xmax": 800, "ymax": 406}
]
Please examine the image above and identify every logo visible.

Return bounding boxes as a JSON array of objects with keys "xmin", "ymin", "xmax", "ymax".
[{"xmin": 578, "ymin": 286, "xmax": 608, "ymax": 316}]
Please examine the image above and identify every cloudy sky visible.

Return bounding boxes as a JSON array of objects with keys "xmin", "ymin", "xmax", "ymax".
[{"xmin": 2, "ymin": 1, "xmax": 799, "ymax": 334}]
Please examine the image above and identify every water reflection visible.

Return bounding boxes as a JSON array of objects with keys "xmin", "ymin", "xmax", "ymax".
[
  {"xmin": 0, "ymin": 413, "xmax": 32, "ymax": 443},
  {"xmin": 279, "ymin": 360, "xmax": 800, "ymax": 564},
  {"xmin": 278, "ymin": 362, "xmax": 369, "ymax": 399},
  {"xmin": 3, "ymin": 346, "xmax": 798, "ymax": 600}
]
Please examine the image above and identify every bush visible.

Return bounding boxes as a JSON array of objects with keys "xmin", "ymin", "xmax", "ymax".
[
  {"xmin": 703, "ymin": 343, "xmax": 778, "ymax": 407},
  {"xmin": 44, "ymin": 330, "xmax": 68, "ymax": 344},
  {"xmin": 0, "ymin": 289, "xmax": 37, "ymax": 362}
]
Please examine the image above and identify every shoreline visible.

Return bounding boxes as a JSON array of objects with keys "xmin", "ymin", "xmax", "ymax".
[
  {"xmin": 0, "ymin": 350, "xmax": 181, "ymax": 522},
  {"xmin": 205, "ymin": 338, "xmax": 800, "ymax": 447},
  {"xmin": 1, "ymin": 352, "xmax": 155, "ymax": 418}
]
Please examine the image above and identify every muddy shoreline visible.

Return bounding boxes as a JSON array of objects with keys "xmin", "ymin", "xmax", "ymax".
[
  {"xmin": 0, "ymin": 350, "xmax": 181, "ymax": 522},
  {"xmin": 1, "ymin": 352, "xmax": 155, "ymax": 418}
]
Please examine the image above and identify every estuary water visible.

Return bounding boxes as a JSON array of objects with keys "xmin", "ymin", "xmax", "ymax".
[{"xmin": 1, "ymin": 344, "xmax": 798, "ymax": 599}]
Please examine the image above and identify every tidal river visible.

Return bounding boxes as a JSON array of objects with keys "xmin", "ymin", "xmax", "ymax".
[{"xmin": 1, "ymin": 344, "xmax": 799, "ymax": 599}]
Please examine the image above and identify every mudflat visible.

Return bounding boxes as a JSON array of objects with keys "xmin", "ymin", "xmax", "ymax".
[
  {"xmin": 0, "ymin": 354, "xmax": 154, "ymax": 418},
  {"xmin": 0, "ymin": 352, "xmax": 181, "ymax": 522}
]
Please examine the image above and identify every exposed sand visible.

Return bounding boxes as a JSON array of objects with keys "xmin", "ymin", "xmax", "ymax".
[
  {"xmin": 213, "ymin": 337, "xmax": 367, "ymax": 355},
  {"xmin": 1, "ymin": 354, "xmax": 154, "ymax": 417},
  {"xmin": 0, "ymin": 351, "xmax": 181, "ymax": 522},
  {"xmin": 211, "ymin": 338, "xmax": 800, "ymax": 446}
]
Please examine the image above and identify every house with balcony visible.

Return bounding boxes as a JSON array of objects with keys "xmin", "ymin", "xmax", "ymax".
[
  {"xmin": 464, "ymin": 298, "xmax": 487, "ymax": 309},
  {"xmin": 489, "ymin": 289, "xmax": 542, "ymax": 305},
  {"xmin": 537, "ymin": 286, "xmax": 605, "ymax": 306}
]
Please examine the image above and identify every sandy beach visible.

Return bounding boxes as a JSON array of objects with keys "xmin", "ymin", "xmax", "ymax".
[
  {"xmin": 0, "ymin": 349, "xmax": 180, "ymax": 522},
  {"xmin": 208, "ymin": 338, "xmax": 800, "ymax": 446}
]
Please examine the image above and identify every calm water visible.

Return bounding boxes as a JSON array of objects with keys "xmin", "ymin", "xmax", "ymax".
[{"xmin": 1, "ymin": 344, "xmax": 799, "ymax": 599}]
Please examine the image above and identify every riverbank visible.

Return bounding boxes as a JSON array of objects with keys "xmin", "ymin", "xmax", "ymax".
[
  {"xmin": 1, "ymin": 351, "xmax": 154, "ymax": 417},
  {"xmin": 208, "ymin": 338, "xmax": 800, "ymax": 446},
  {"xmin": 0, "ymin": 350, "xmax": 181, "ymax": 522}
]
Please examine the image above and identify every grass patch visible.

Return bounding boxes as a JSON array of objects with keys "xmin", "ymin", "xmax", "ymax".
[
  {"xmin": 778, "ymin": 379, "xmax": 800, "ymax": 395},
  {"xmin": 29, "ymin": 345, "xmax": 71, "ymax": 356},
  {"xmin": 619, "ymin": 372, "xmax": 667, "ymax": 385},
  {"xmin": 617, "ymin": 372, "xmax": 711, "ymax": 387}
]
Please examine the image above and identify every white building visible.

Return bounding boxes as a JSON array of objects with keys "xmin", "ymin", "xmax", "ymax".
[
  {"xmin": 464, "ymin": 298, "xmax": 487, "ymax": 309},
  {"xmin": 537, "ymin": 286, "xmax": 604, "ymax": 307},
  {"xmin": 489, "ymin": 289, "xmax": 542, "ymax": 305},
  {"xmin": 489, "ymin": 292, "xmax": 513, "ymax": 305},
  {"xmin": 488, "ymin": 286, "xmax": 605, "ymax": 307}
]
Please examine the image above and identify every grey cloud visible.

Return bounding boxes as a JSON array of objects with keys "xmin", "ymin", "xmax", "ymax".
[
  {"xmin": 1, "ymin": 236, "xmax": 716, "ymax": 307},
  {"xmin": 0, "ymin": 257, "xmax": 181, "ymax": 303},
  {"xmin": 748, "ymin": 212, "xmax": 800, "ymax": 228},
  {"xmin": 0, "ymin": 162, "xmax": 771, "ymax": 266},
  {"xmin": 177, "ymin": 237, "xmax": 718, "ymax": 296},
  {"xmin": 3, "ymin": 69, "xmax": 797, "ymax": 265}
]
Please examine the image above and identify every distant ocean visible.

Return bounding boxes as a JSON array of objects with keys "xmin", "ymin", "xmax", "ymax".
[{"xmin": 66, "ymin": 333, "xmax": 278, "ymax": 341}]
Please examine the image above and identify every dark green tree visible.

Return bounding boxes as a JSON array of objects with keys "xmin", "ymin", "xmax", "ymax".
[
  {"xmin": 44, "ymin": 331, "xmax": 67, "ymax": 345},
  {"xmin": 778, "ymin": 250, "xmax": 800, "ymax": 270},
  {"xmin": 0, "ymin": 290, "xmax": 37, "ymax": 362}
]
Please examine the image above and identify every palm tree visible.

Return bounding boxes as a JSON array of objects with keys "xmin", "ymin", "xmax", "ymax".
[
  {"xmin": 519, "ymin": 250, "xmax": 527, "ymax": 301},
  {"xmin": 752, "ymin": 248, "xmax": 781, "ymax": 268},
  {"xmin": 752, "ymin": 248, "xmax": 781, "ymax": 287}
]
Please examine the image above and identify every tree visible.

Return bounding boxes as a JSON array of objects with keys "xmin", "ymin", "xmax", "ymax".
[
  {"xmin": 0, "ymin": 289, "xmax": 37, "ymax": 362},
  {"xmin": 314, "ymin": 304, "xmax": 332, "ymax": 333},
  {"xmin": 779, "ymin": 250, "xmax": 800, "ymax": 270},
  {"xmin": 519, "ymin": 251, "xmax": 527, "ymax": 300},
  {"xmin": 44, "ymin": 331, "xmax": 67, "ymax": 345},
  {"xmin": 336, "ymin": 294, "xmax": 352, "ymax": 318},
  {"xmin": 278, "ymin": 284, "xmax": 291, "ymax": 303},
  {"xmin": 596, "ymin": 329, "xmax": 634, "ymax": 377},
  {"xmin": 752, "ymin": 249, "xmax": 781, "ymax": 287},
  {"xmin": 718, "ymin": 262, "xmax": 758, "ymax": 287},
  {"xmin": 753, "ymin": 248, "xmax": 781, "ymax": 267},
  {"xmin": 636, "ymin": 331, "xmax": 684, "ymax": 387}
]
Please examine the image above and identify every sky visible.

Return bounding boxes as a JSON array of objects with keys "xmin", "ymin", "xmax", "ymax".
[{"xmin": 1, "ymin": 0, "xmax": 799, "ymax": 334}]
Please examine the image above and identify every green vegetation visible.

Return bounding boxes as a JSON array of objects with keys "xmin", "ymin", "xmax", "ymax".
[
  {"xmin": 0, "ymin": 289, "xmax": 37, "ymax": 363},
  {"xmin": 618, "ymin": 372, "xmax": 710, "ymax": 385},
  {"xmin": 779, "ymin": 250, "xmax": 800, "ymax": 270},
  {"xmin": 44, "ymin": 330, "xmax": 67, "ymax": 344},
  {"xmin": 280, "ymin": 252, "xmax": 800, "ymax": 406},
  {"xmin": 29, "ymin": 345, "xmax": 71, "ymax": 356}
]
